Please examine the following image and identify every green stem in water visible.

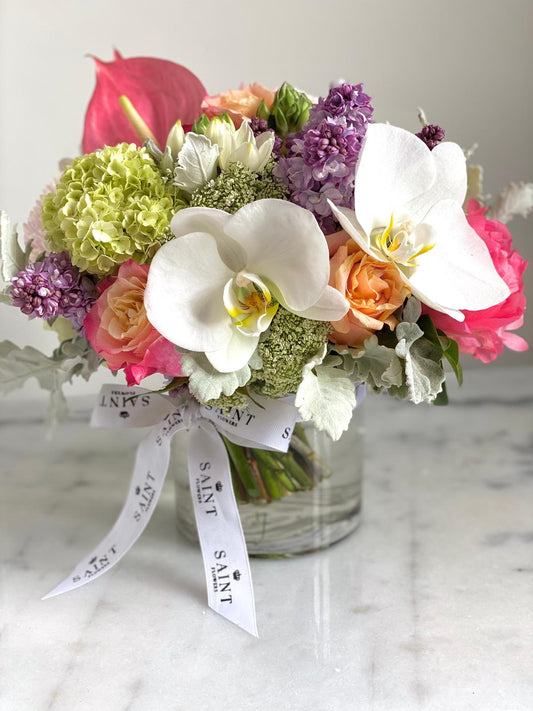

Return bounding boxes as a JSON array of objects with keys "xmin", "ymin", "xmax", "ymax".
[{"xmin": 222, "ymin": 427, "xmax": 332, "ymax": 505}]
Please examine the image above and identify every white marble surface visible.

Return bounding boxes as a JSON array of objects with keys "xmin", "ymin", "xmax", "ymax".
[{"xmin": 1, "ymin": 368, "xmax": 532, "ymax": 711}]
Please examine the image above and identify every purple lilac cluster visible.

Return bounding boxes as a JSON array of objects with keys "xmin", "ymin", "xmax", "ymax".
[
  {"xmin": 11, "ymin": 252, "xmax": 98, "ymax": 332},
  {"xmin": 416, "ymin": 124, "xmax": 446, "ymax": 150},
  {"xmin": 274, "ymin": 82, "xmax": 373, "ymax": 233},
  {"xmin": 249, "ymin": 116, "xmax": 282, "ymax": 156}
]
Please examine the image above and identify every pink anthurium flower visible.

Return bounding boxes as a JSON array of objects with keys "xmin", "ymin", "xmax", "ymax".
[{"xmin": 82, "ymin": 50, "xmax": 206, "ymax": 153}]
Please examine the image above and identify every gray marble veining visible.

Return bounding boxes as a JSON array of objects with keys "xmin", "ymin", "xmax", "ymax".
[{"xmin": 1, "ymin": 367, "xmax": 532, "ymax": 710}]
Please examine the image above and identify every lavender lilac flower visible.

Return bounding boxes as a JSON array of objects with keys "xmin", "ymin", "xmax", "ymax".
[
  {"xmin": 249, "ymin": 116, "xmax": 282, "ymax": 156},
  {"xmin": 274, "ymin": 82, "xmax": 373, "ymax": 233},
  {"xmin": 11, "ymin": 252, "xmax": 98, "ymax": 331}
]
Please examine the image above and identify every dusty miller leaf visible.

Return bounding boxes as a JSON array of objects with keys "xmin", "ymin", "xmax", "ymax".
[
  {"xmin": 173, "ymin": 133, "xmax": 219, "ymax": 194},
  {"xmin": 181, "ymin": 352, "xmax": 252, "ymax": 404},
  {"xmin": 0, "ymin": 337, "xmax": 101, "ymax": 395},
  {"xmin": 402, "ymin": 296, "xmax": 422, "ymax": 324},
  {"xmin": 295, "ymin": 363, "xmax": 355, "ymax": 441},
  {"xmin": 488, "ymin": 181, "xmax": 533, "ymax": 224},
  {"xmin": 395, "ymin": 322, "xmax": 445, "ymax": 404},
  {"xmin": 351, "ymin": 335, "xmax": 404, "ymax": 391}
]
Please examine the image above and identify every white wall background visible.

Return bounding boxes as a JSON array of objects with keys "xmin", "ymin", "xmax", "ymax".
[{"xmin": 1, "ymin": 0, "xmax": 532, "ymax": 401}]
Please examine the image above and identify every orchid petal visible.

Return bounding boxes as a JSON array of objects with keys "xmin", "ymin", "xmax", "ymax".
[
  {"xmin": 226, "ymin": 200, "xmax": 330, "ymax": 311},
  {"xmin": 404, "ymin": 142, "xmax": 467, "ymax": 224},
  {"xmin": 354, "ymin": 124, "xmax": 436, "ymax": 236},
  {"xmin": 171, "ymin": 207, "xmax": 245, "ymax": 271},
  {"xmin": 294, "ymin": 285, "xmax": 349, "ymax": 321},
  {"xmin": 83, "ymin": 53, "xmax": 206, "ymax": 153},
  {"xmin": 205, "ymin": 329, "xmax": 260, "ymax": 373},
  {"xmin": 408, "ymin": 200, "xmax": 510, "ymax": 315},
  {"xmin": 144, "ymin": 233, "xmax": 233, "ymax": 352},
  {"xmin": 328, "ymin": 203, "xmax": 373, "ymax": 254}
]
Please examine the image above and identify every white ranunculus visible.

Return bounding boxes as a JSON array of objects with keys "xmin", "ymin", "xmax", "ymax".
[
  {"xmin": 144, "ymin": 199, "xmax": 348, "ymax": 372},
  {"xmin": 329, "ymin": 123, "xmax": 510, "ymax": 321}
]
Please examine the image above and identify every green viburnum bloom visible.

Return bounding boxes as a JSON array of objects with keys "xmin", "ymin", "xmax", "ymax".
[
  {"xmin": 250, "ymin": 306, "xmax": 330, "ymax": 397},
  {"xmin": 42, "ymin": 143, "xmax": 186, "ymax": 276},
  {"xmin": 190, "ymin": 159, "xmax": 287, "ymax": 213}
]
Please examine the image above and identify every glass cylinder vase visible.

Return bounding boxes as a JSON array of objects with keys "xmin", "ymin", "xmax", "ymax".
[{"xmin": 172, "ymin": 401, "xmax": 364, "ymax": 556}]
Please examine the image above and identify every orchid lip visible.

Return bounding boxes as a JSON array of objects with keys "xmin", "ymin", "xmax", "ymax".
[
  {"xmin": 370, "ymin": 214, "xmax": 435, "ymax": 271},
  {"xmin": 223, "ymin": 271, "xmax": 278, "ymax": 337}
]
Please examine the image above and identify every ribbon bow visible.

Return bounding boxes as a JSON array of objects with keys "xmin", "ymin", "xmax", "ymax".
[{"xmin": 43, "ymin": 384, "xmax": 300, "ymax": 637}]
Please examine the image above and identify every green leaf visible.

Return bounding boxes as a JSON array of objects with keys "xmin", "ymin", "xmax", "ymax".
[
  {"xmin": 433, "ymin": 381, "xmax": 449, "ymax": 406},
  {"xmin": 181, "ymin": 352, "xmax": 252, "ymax": 404},
  {"xmin": 418, "ymin": 314, "xmax": 463, "ymax": 385},
  {"xmin": 295, "ymin": 364, "xmax": 356, "ymax": 441}
]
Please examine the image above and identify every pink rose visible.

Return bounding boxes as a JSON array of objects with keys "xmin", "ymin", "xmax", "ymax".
[
  {"xmin": 424, "ymin": 200, "xmax": 528, "ymax": 363},
  {"xmin": 201, "ymin": 83, "xmax": 275, "ymax": 127},
  {"xmin": 328, "ymin": 233, "xmax": 410, "ymax": 347},
  {"xmin": 84, "ymin": 260, "xmax": 182, "ymax": 385}
]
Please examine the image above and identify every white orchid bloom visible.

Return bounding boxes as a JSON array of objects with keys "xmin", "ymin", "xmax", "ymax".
[
  {"xmin": 206, "ymin": 118, "xmax": 274, "ymax": 173},
  {"xmin": 329, "ymin": 123, "xmax": 510, "ymax": 321},
  {"xmin": 144, "ymin": 199, "xmax": 348, "ymax": 372}
]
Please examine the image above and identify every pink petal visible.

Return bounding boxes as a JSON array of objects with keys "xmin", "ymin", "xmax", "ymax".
[{"xmin": 83, "ymin": 51, "xmax": 206, "ymax": 153}]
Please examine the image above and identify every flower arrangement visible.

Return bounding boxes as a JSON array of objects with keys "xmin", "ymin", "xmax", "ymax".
[
  {"xmin": 1, "ymin": 51, "xmax": 530, "ymax": 633},
  {"xmin": 1, "ymin": 52, "xmax": 528, "ymax": 433}
]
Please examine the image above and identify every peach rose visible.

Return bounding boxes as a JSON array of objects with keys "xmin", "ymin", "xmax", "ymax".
[
  {"xmin": 84, "ymin": 260, "xmax": 182, "ymax": 385},
  {"xmin": 329, "ymin": 237, "xmax": 410, "ymax": 347},
  {"xmin": 201, "ymin": 83, "xmax": 275, "ymax": 127}
]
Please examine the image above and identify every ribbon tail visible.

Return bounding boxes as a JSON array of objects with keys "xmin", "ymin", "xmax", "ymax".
[
  {"xmin": 187, "ymin": 422, "xmax": 259, "ymax": 638},
  {"xmin": 43, "ymin": 411, "xmax": 185, "ymax": 600}
]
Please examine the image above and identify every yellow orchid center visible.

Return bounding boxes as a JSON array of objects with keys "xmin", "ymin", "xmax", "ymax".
[
  {"xmin": 370, "ymin": 213, "xmax": 435, "ymax": 270},
  {"xmin": 223, "ymin": 272, "xmax": 279, "ymax": 337}
]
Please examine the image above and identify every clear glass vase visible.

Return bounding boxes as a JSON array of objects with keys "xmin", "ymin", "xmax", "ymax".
[{"xmin": 172, "ymin": 402, "xmax": 364, "ymax": 556}]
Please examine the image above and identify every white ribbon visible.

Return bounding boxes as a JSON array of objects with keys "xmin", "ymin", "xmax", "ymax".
[{"xmin": 43, "ymin": 384, "xmax": 300, "ymax": 637}]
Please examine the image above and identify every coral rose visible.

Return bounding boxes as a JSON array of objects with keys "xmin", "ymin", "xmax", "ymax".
[
  {"xmin": 328, "ymin": 235, "xmax": 410, "ymax": 347},
  {"xmin": 423, "ymin": 200, "xmax": 528, "ymax": 363},
  {"xmin": 201, "ymin": 83, "xmax": 275, "ymax": 127},
  {"xmin": 84, "ymin": 260, "xmax": 182, "ymax": 385}
]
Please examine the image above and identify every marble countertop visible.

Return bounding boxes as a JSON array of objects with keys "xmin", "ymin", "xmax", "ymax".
[{"xmin": 1, "ymin": 368, "xmax": 532, "ymax": 711}]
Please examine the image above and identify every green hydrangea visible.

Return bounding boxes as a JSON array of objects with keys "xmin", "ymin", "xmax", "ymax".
[
  {"xmin": 42, "ymin": 143, "xmax": 186, "ymax": 276},
  {"xmin": 250, "ymin": 307, "xmax": 330, "ymax": 397},
  {"xmin": 190, "ymin": 159, "xmax": 287, "ymax": 213}
]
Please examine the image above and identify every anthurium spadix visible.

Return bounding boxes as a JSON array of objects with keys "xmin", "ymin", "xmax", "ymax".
[
  {"xmin": 329, "ymin": 123, "xmax": 510, "ymax": 321},
  {"xmin": 144, "ymin": 199, "xmax": 348, "ymax": 372}
]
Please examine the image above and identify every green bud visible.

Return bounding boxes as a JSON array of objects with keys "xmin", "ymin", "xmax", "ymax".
[
  {"xmin": 269, "ymin": 82, "xmax": 312, "ymax": 137},
  {"xmin": 219, "ymin": 112, "xmax": 235, "ymax": 127},
  {"xmin": 191, "ymin": 114, "xmax": 211, "ymax": 135},
  {"xmin": 256, "ymin": 100, "xmax": 271, "ymax": 121},
  {"xmin": 191, "ymin": 112, "xmax": 235, "ymax": 136}
]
